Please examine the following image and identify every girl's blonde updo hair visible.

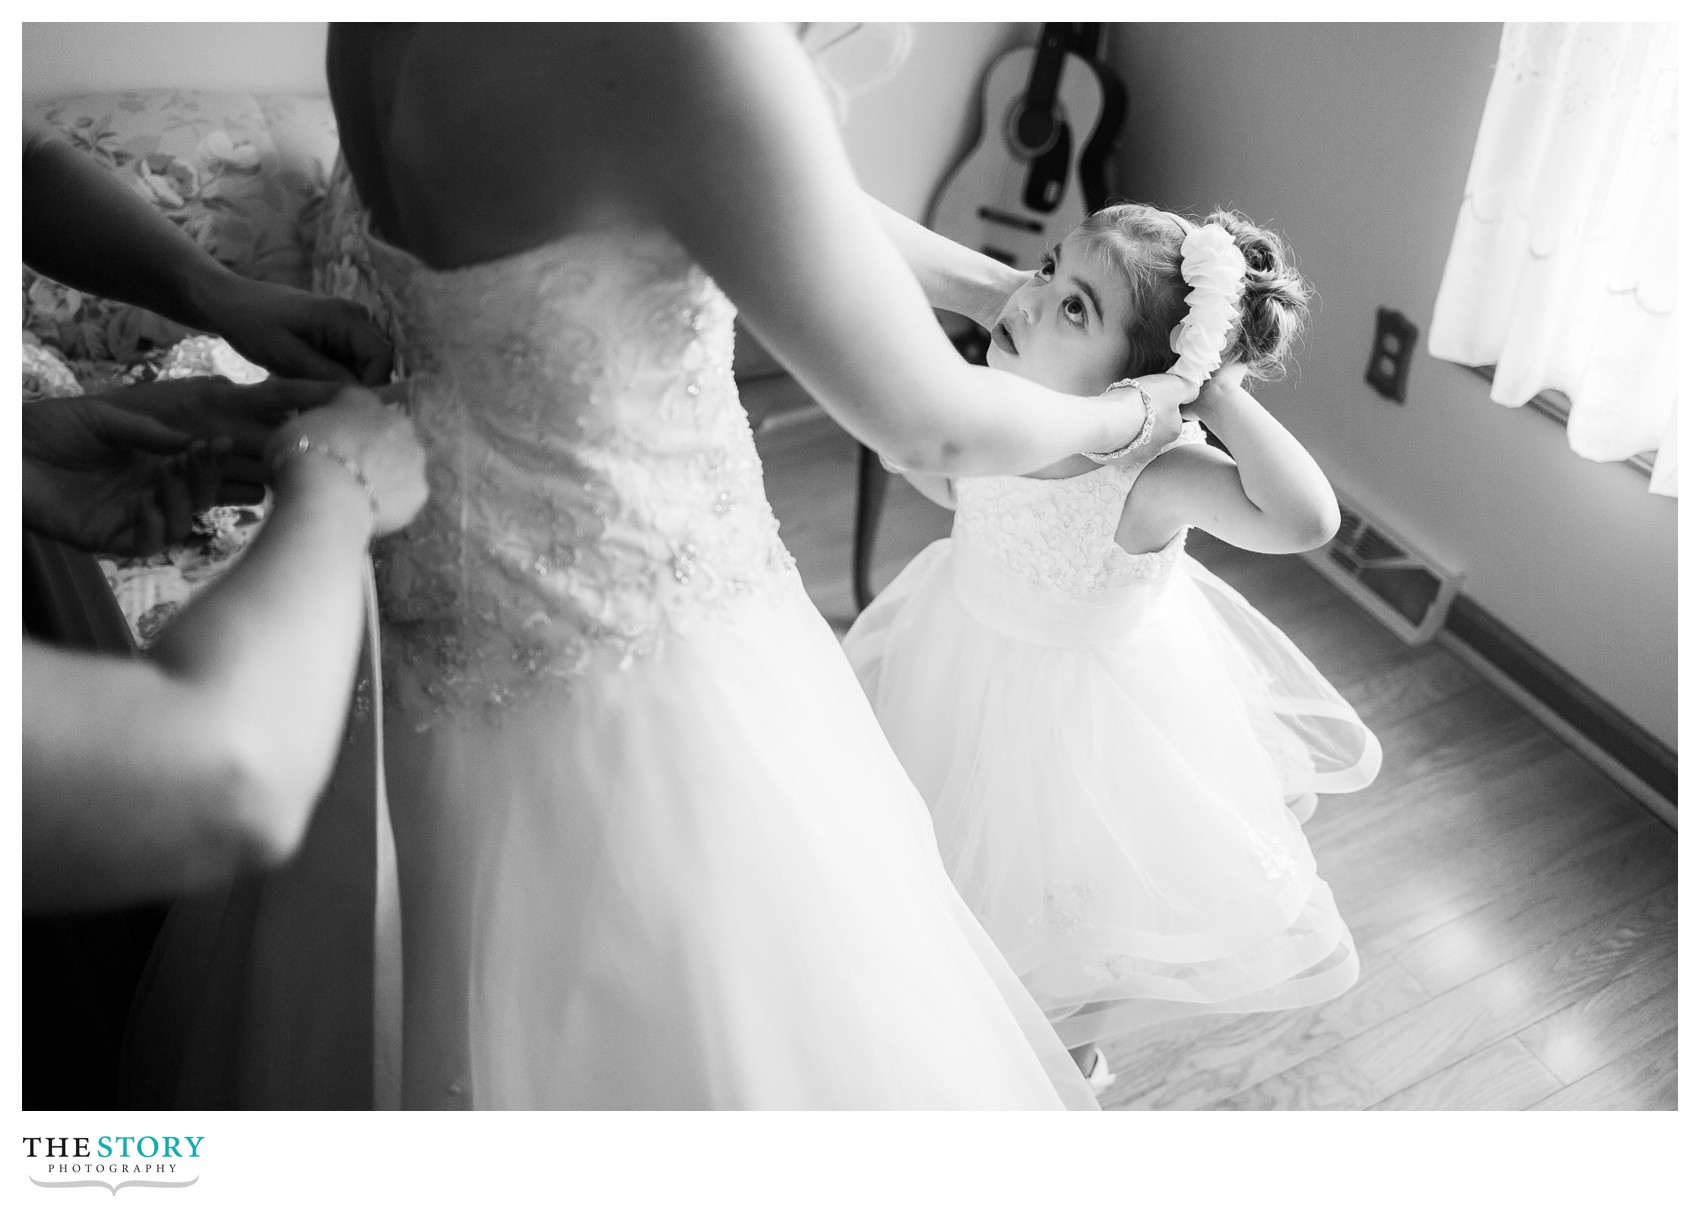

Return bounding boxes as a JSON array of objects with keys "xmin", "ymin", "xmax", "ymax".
[{"xmin": 1078, "ymin": 203, "xmax": 1311, "ymax": 382}]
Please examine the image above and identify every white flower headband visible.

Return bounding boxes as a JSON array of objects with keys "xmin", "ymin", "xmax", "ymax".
[{"xmin": 1167, "ymin": 224, "xmax": 1247, "ymax": 389}]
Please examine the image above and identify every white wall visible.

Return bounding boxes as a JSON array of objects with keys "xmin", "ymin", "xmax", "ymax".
[
  {"xmin": 836, "ymin": 22, "xmax": 1036, "ymax": 218},
  {"xmin": 23, "ymin": 23, "xmax": 331, "ymax": 97},
  {"xmin": 1108, "ymin": 23, "xmax": 1677, "ymax": 747}
]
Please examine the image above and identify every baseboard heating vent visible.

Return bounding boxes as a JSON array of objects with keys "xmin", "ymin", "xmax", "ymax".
[{"xmin": 1300, "ymin": 488, "xmax": 1462, "ymax": 645}]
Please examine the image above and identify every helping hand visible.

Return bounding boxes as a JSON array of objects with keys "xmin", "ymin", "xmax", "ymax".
[
  {"xmin": 207, "ymin": 276, "xmax": 394, "ymax": 387},
  {"xmin": 265, "ymin": 387, "xmax": 428, "ymax": 537},
  {"xmin": 23, "ymin": 397, "xmax": 226, "ymax": 557},
  {"xmin": 97, "ymin": 376, "xmax": 351, "ymax": 505}
]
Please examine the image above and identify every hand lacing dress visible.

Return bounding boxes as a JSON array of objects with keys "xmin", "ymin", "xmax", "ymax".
[
  {"xmin": 122, "ymin": 168, "xmax": 1097, "ymax": 1110},
  {"xmin": 842, "ymin": 442, "xmax": 1382, "ymax": 1047}
]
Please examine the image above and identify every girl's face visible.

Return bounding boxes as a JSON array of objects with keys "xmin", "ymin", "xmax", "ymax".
[{"xmin": 986, "ymin": 229, "xmax": 1135, "ymax": 396}]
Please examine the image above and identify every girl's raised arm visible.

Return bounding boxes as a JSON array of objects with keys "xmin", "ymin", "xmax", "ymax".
[{"xmin": 1119, "ymin": 371, "xmax": 1340, "ymax": 556}]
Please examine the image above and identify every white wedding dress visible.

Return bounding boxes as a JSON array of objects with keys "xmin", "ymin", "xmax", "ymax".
[{"xmin": 121, "ymin": 168, "xmax": 1097, "ymax": 1110}]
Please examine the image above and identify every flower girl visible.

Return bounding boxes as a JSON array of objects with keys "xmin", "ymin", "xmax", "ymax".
[{"xmin": 843, "ymin": 204, "xmax": 1382, "ymax": 1088}]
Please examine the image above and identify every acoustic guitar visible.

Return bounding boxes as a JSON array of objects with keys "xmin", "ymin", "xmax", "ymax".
[{"xmin": 927, "ymin": 24, "xmax": 1126, "ymax": 273}]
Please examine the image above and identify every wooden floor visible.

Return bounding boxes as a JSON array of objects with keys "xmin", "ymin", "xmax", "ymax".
[{"xmin": 752, "ymin": 393, "xmax": 1679, "ymax": 1113}]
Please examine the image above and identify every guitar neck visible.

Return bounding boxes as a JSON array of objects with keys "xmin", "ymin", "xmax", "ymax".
[{"xmin": 1024, "ymin": 25, "xmax": 1071, "ymax": 115}]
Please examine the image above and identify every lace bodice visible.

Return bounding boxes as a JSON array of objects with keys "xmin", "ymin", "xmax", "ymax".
[
  {"xmin": 317, "ymin": 180, "xmax": 796, "ymax": 721},
  {"xmin": 952, "ymin": 425, "xmax": 1204, "ymax": 599}
]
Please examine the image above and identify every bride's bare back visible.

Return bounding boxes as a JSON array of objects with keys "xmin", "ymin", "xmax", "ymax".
[{"xmin": 327, "ymin": 24, "xmax": 654, "ymax": 269}]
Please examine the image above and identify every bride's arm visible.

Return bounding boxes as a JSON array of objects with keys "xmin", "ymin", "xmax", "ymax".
[
  {"xmin": 22, "ymin": 392, "xmax": 425, "ymax": 912},
  {"xmin": 575, "ymin": 24, "xmax": 1189, "ymax": 476},
  {"xmin": 864, "ymin": 193, "xmax": 1024, "ymax": 332}
]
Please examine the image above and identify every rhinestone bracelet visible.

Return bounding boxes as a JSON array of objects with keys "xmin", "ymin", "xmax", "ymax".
[
  {"xmin": 1082, "ymin": 378, "xmax": 1157, "ymax": 464},
  {"xmin": 270, "ymin": 435, "xmax": 380, "ymax": 519}
]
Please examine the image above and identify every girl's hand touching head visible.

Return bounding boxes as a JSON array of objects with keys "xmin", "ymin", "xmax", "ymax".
[{"xmin": 1191, "ymin": 362, "xmax": 1250, "ymax": 423}]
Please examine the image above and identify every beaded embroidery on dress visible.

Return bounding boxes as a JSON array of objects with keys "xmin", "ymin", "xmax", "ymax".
[
  {"xmin": 359, "ymin": 223, "xmax": 798, "ymax": 721},
  {"xmin": 318, "ymin": 163, "xmax": 798, "ymax": 719},
  {"xmin": 844, "ymin": 441, "xmax": 1382, "ymax": 1048},
  {"xmin": 123, "ymin": 160, "xmax": 1100, "ymax": 1111}
]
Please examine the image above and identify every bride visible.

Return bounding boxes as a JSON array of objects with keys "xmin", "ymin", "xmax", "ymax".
[{"xmin": 126, "ymin": 23, "xmax": 1195, "ymax": 1109}]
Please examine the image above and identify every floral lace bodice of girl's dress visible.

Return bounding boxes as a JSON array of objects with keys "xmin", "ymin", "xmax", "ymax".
[
  {"xmin": 951, "ymin": 423, "xmax": 1206, "ymax": 598},
  {"xmin": 314, "ymin": 164, "xmax": 796, "ymax": 721}
]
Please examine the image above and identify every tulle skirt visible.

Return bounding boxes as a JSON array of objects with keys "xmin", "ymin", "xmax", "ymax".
[
  {"xmin": 843, "ymin": 540, "xmax": 1381, "ymax": 1049},
  {"xmin": 123, "ymin": 569, "xmax": 1097, "ymax": 1109}
]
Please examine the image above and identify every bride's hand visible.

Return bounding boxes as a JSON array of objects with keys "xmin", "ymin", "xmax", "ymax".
[
  {"xmin": 265, "ymin": 388, "xmax": 428, "ymax": 537},
  {"xmin": 1098, "ymin": 374, "xmax": 1188, "ymax": 466}
]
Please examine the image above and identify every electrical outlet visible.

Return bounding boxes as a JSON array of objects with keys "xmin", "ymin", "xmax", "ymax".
[{"xmin": 1365, "ymin": 307, "xmax": 1419, "ymax": 403}]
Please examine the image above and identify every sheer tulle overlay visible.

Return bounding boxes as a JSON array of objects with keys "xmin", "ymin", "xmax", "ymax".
[
  {"xmin": 843, "ymin": 457, "xmax": 1381, "ymax": 1048},
  {"xmin": 122, "ymin": 176, "xmax": 1096, "ymax": 1109}
]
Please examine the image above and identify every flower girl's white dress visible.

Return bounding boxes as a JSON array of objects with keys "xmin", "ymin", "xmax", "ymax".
[
  {"xmin": 121, "ymin": 168, "xmax": 1096, "ymax": 1110},
  {"xmin": 842, "ymin": 434, "xmax": 1382, "ymax": 1047}
]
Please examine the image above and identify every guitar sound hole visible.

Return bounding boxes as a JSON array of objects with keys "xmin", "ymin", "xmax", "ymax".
[
  {"xmin": 1006, "ymin": 101, "xmax": 1061, "ymax": 159},
  {"xmin": 1015, "ymin": 107, "xmax": 1056, "ymax": 153}
]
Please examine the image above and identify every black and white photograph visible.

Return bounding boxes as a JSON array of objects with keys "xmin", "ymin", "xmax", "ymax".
[{"xmin": 11, "ymin": 14, "xmax": 1685, "ymax": 1206}]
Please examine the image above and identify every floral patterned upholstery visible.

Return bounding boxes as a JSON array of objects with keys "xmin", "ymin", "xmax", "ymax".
[
  {"xmin": 23, "ymin": 90, "xmax": 339, "ymax": 645},
  {"xmin": 24, "ymin": 90, "xmax": 339, "ymax": 367}
]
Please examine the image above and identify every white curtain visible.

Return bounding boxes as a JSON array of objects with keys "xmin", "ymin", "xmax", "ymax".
[{"xmin": 1429, "ymin": 23, "xmax": 1677, "ymax": 496}]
